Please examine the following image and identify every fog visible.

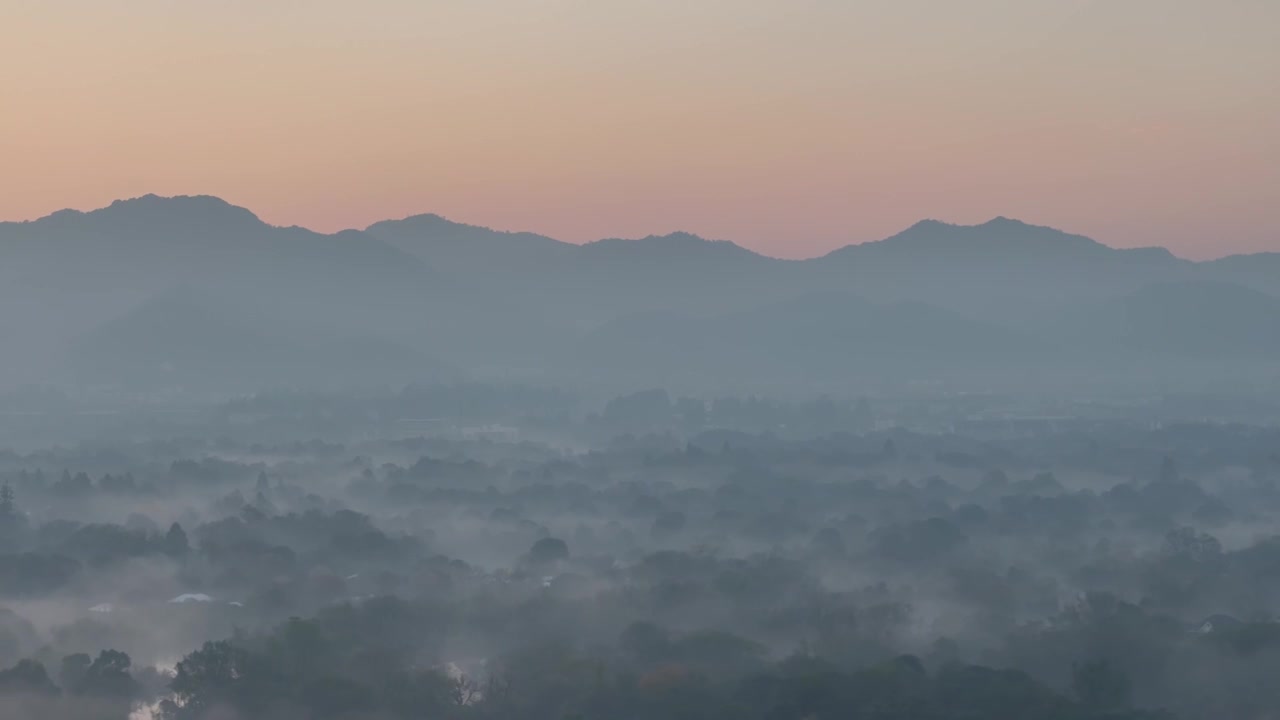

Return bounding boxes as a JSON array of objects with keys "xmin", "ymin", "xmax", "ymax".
[
  {"xmin": 1, "ymin": 200, "xmax": 1279, "ymax": 718},
  {"xmin": 0, "ymin": 376, "xmax": 1277, "ymax": 719}
]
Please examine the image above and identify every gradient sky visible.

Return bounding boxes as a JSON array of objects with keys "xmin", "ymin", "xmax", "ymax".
[{"xmin": 3, "ymin": 0, "xmax": 1277, "ymax": 259}]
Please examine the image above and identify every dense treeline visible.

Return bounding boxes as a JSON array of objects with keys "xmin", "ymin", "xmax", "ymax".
[{"xmin": 2, "ymin": 389, "xmax": 1280, "ymax": 718}]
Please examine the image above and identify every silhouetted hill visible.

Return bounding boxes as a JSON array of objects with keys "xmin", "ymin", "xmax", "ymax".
[
  {"xmin": 1, "ymin": 194, "xmax": 424, "ymax": 285},
  {"xmin": 578, "ymin": 232, "xmax": 768, "ymax": 264},
  {"xmin": 364, "ymin": 219, "xmax": 766, "ymax": 270},
  {"xmin": 828, "ymin": 217, "xmax": 1180, "ymax": 267},
  {"xmin": 1054, "ymin": 281, "xmax": 1280, "ymax": 358},
  {"xmin": 365, "ymin": 220, "xmax": 782, "ymax": 332},
  {"xmin": 1203, "ymin": 253, "xmax": 1280, "ymax": 296},
  {"xmin": 805, "ymin": 217, "xmax": 1198, "ymax": 324},
  {"xmin": 365, "ymin": 213, "xmax": 569, "ymax": 271},
  {"xmin": 1, "ymin": 195, "xmax": 1275, "ymax": 393},
  {"xmin": 574, "ymin": 291, "xmax": 1044, "ymax": 390},
  {"xmin": 71, "ymin": 287, "xmax": 454, "ymax": 392},
  {"xmin": 0, "ymin": 196, "xmax": 434, "ymax": 388}
]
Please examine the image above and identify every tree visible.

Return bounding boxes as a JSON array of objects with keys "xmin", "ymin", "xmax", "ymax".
[
  {"xmin": 0, "ymin": 483, "xmax": 17, "ymax": 549},
  {"xmin": 164, "ymin": 523, "xmax": 191, "ymax": 558},
  {"xmin": 162, "ymin": 641, "xmax": 270, "ymax": 720},
  {"xmin": 62, "ymin": 649, "xmax": 139, "ymax": 699},
  {"xmin": 0, "ymin": 658, "xmax": 59, "ymax": 696},
  {"xmin": 1072, "ymin": 659, "xmax": 1131, "ymax": 711},
  {"xmin": 382, "ymin": 669, "xmax": 464, "ymax": 718},
  {"xmin": 620, "ymin": 621, "xmax": 671, "ymax": 664},
  {"xmin": 811, "ymin": 527, "xmax": 846, "ymax": 557},
  {"xmin": 1161, "ymin": 526, "xmax": 1222, "ymax": 562},
  {"xmin": 58, "ymin": 653, "xmax": 91, "ymax": 691},
  {"xmin": 651, "ymin": 511, "xmax": 687, "ymax": 537},
  {"xmin": 525, "ymin": 537, "xmax": 569, "ymax": 566}
]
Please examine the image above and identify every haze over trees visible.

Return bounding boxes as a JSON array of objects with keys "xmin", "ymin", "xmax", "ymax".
[
  {"xmin": 0, "ymin": 384, "xmax": 1276, "ymax": 718},
  {"xmin": 0, "ymin": 196, "xmax": 1278, "ymax": 719}
]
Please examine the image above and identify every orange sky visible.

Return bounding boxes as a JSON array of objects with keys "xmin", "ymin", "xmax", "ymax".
[{"xmin": 2, "ymin": 0, "xmax": 1276, "ymax": 259}]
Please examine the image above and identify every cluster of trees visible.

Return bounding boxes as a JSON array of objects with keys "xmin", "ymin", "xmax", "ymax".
[
  {"xmin": 2, "ymin": 389, "xmax": 1280, "ymax": 718},
  {"xmin": 0, "ymin": 649, "xmax": 146, "ymax": 719},
  {"xmin": 145, "ymin": 602, "xmax": 1171, "ymax": 720}
]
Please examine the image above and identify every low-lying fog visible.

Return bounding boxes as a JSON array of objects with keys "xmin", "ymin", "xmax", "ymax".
[{"xmin": 2, "ymin": 386, "xmax": 1279, "ymax": 719}]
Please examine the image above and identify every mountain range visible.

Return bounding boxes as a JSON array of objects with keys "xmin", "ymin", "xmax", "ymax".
[{"xmin": 0, "ymin": 194, "xmax": 1275, "ymax": 395}]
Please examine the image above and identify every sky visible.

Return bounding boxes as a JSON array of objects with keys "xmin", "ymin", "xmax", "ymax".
[{"xmin": 2, "ymin": 0, "xmax": 1277, "ymax": 259}]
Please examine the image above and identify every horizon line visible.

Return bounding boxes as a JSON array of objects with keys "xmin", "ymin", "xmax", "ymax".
[{"xmin": 5, "ymin": 192, "xmax": 1266, "ymax": 263}]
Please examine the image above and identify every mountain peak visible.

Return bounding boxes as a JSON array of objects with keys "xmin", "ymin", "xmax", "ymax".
[
  {"xmin": 820, "ymin": 216, "xmax": 1171, "ymax": 268},
  {"xmin": 370, "ymin": 212, "xmax": 456, "ymax": 230},
  {"xmin": 897, "ymin": 216, "xmax": 1035, "ymax": 235},
  {"xmin": 367, "ymin": 211, "xmax": 566, "ymax": 243},
  {"xmin": 980, "ymin": 216, "xmax": 1028, "ymax": 228},
  {"xmin": 364, "ymin": 213, "xmax": 566, "ymax": 266},
  {"xmin": 890, "ymin": 216, "xmax": 1098, "ymax": 250},
  {"xmin": 104, "ymin": 193, "xmax": 248, "ymax": 213},
  {"xmin": 51, "ymin": 194, "xmax": 267, "ymax": 231},
  {"xmin": 582, "ymin": 231, "xmax": 764, "ymax": 262},
  {"xmin": 637, "ymin": 231, "xmax": 711, "ymax": 245}
]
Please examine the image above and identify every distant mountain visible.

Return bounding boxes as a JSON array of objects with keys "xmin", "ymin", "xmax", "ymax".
[
  {"xmin": 71, "ymin": 287, "xmax": 454, "ymax": 392},
  {"xmin": 365, "ymin": 218, "xmax": 767, "ymax": 270},
  {"xmin": 574, "ymin": 291, "xmax": 1045, "ymax": 390},
  {"xmin": 0, "ymin": 195, "xmax": 1275, "ymax": 394},
  {"xmin": 0, "ymin": 196, "xmax": 435, "ymax": 389},
  {"xmin": 812, "ymin": 218, "xmax": 1195, "ymax": 320},
  {"xmin": 826, "ymin": 217, "xmax": 1182, "ymax": 268},
  {"xmin": 578, "ymin": 232, "xmax": 768, "ymax": 264},
  {"xmin": 544, "ymin": 232, "xmax": 790, "ymax": 324},
  {"xmin": 1054, "ymin": 281, "xmax": 1280, "ymax": 358},
  {"xmin": 365, "ymin": 213, "xmax": 569, "ymax": 271},
  {"xmin": 0, "ymin": 194, "xmax": 429, "ymax": 340},
  {"xmin": 1202, "ymin": 253, "xmax": 1280, "ymax": 296},
  {"xmin": 370, "ymin": 221, "xmax": 792, "ymax": 326},
  {"xmin": 0, "ymin": 194, "xmax": 424, "ymax": 287}
]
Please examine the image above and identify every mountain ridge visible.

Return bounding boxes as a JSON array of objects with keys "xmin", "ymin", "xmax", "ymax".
[
  {"xmin": 0, "ymin": 194, "xmax": 1230, "ymax": 263},
  {"xmin": 823, "ymin": 215, "xmax": 1183, "ymax": 266},
  {"xmin": 1, "ymin": 194, "xmax": 1275, "ymax": 393}
]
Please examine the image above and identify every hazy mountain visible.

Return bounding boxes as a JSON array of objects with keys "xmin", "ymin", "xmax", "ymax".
[
  {"xmin": 811, "ymin": 218, "xmax": 1195, "ymax": 321},
  {"xmin": 578, "ymin": 231, "xmax": 768, "ymax": 265},
  {"xmin": 365, "ymin": 213, "xmax": 569, "ymax": 271},
  {"xmin": 365, "ymin": 218, "xmax": 766, "ymax": 270},
  {"xmin": 825, "ymin": 217, "xmax": 1182, "ymax": 269},
  {"xmin": 1055, "ymin": 281, "xmax": 1280, "ymax": 358},
  {"xmin": 0, "ymin": 195, "xmax": 429, "ymax": 332},
  {"xmin": 1202, "ymin": 253, "xmax": 1280, "ymax": 296},
  {"xmin": 1, "ymin": 194, "xmax": 1275, "ymax": 393},
  {"xmin": 71, "ymin": 287, "xmax": 454, "ymax": 392},
  {"xmin": 0, "ymin": 194, "xmax": 424, "ymax": 289},
  {"xmin": 373, "ymin": 222, "xmax": 790, "ymax": 324},
  {"xmin": 574, "ymin": 291, "xmax": 1045, "ymax": 391},
  {"xmin": 0, "ymin": 195, "xmax": 437, "ymax": 388}
]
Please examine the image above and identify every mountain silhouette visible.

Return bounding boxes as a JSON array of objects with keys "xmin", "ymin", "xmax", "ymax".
[
  {"xmin": 1202, "ymin": 252, "xmax": 1280, "ymax": 296},
  {"xmin": 578, "ymin": 232, "xmax": 768, "ymax": 264},
  {"xmin": 365, "ymin": 213, "xmax": 569, "ymax": 271},
  {"xmin": 0, "ymin": 194, "xmax": 424, "ymax": 300},
  {"xmin": 1054, "ymin": 281, "xmax": 1280, "ymax": 357},
  {"xmin": 811, "ymin": 217, "xmax": 1194, "ymax": 322},
  {"xmin": 828, "ymin": 217, "xmax": 1178, "ymax": 263},
  {"xmin": 0, "ymin": 195, "xmax": 1274, "ymax": 393},
  {"xmin": 576, "ymin": 291, "xmax": 1045, "ymax": 391},
  {"xmin": 72, "ymin": 286, "xmax": 454, "ymax": 392}
]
